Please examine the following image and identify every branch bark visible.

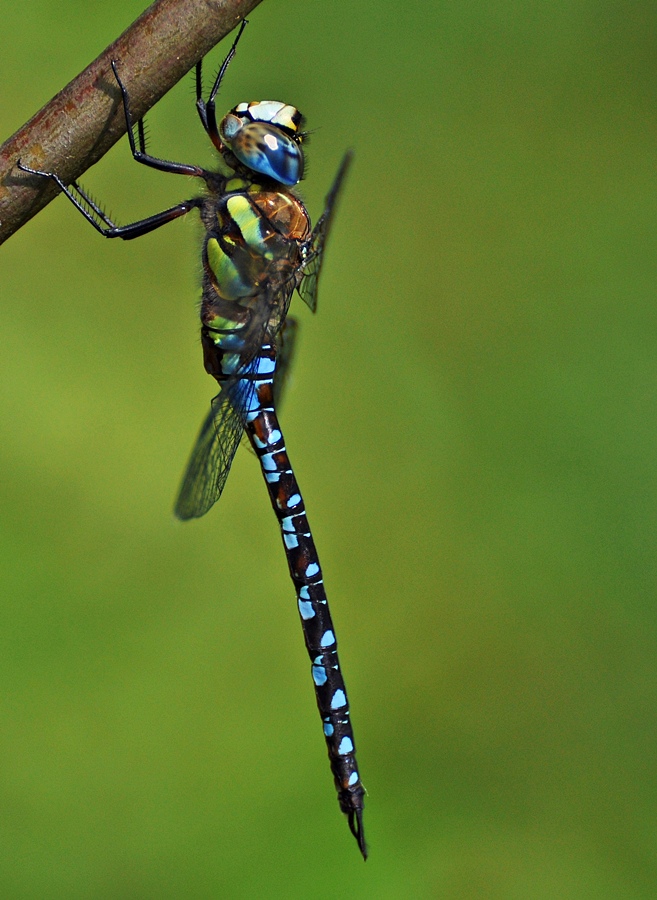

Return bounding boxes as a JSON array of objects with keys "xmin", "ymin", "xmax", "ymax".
[{"xmin": 0, "ymin": 0, "xmax": 264, "ymax": 246}]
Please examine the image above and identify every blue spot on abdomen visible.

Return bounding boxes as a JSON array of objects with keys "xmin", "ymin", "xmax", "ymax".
[{"xmin": 312, "ymin": 665, "xmax": 328, "ymax": 686}]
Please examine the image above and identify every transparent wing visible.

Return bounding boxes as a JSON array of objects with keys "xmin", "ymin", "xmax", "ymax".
[
  {"xmin": 297, "ymin": 150, "xmax": 353, "ymax": 313},
  {"xmin": 174, "ymin": 236, "xmax": 296, "ymax": 519},
  {"xmin": 176, "ymin": 254, "xmax": 301, "ymax": 520},
  {"xmin": 174, "ymin": 376, "xmax": 256, "ymax": 520},
  {"xmin": 273, "ymin": 315, "xmax": 299, "ymax": 410}
]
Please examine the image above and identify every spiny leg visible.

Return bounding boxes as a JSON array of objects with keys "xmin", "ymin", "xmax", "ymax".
[
  {"xmin": 16, "ymin": 160, "xmax": 202, "ymax": 240},
  {"xmin": 15, "ymin": 52, "xmax": 217, "ymax": 239},
  {"xmin": 110, "ymin": 60, "xmax": 206, "ymax": 178},
  {"xmin": 196, "ymin": 19, "xmax": 248, "ymax": 149}
]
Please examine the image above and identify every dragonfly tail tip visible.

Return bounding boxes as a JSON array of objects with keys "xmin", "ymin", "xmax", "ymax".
[{"xmin": 348, "ymin": 808, "xmax": 367, "ymax": 860}]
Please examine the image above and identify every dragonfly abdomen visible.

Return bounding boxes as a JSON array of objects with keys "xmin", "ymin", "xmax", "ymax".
[{"xmin": 244, "ymin": 344, "xmax": 367, "ymax": 857}]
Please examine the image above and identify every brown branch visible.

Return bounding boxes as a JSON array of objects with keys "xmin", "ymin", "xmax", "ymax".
[{"xmin": 0, "ymin": 0, "xmax": 264, "ymax": 246}]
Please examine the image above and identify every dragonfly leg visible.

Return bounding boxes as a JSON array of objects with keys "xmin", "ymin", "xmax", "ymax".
[
  {"xmin": 16, "ymin": 159, "xmax": 201, "ymax": 239},
  {"xmin": 196, "ymin": 19, "xmax": 248, "ymax": 151},
  {"xmin": 110, "ymin": 60, "xmax": 206, "ymax": 178},
  {"xmin": 96, "ymin": 197, "xmax": 202, "ymax": 240}
]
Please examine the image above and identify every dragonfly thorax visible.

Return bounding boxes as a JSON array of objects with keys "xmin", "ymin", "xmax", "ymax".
[
  {"xmin": 203, "ymin": 186, "xmax": 310, "ymax": 304},
  {"xmin": 219, "ymin": 101, "xmax": 304, "ymax": 186}
]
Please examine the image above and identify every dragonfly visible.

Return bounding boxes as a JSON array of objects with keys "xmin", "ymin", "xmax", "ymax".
[{"xmin": 17, "ymin": 22, "xmax": 366, "ymax": 859}]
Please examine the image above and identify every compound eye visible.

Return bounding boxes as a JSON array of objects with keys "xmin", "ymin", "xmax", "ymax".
[
  {"xmin": 220, "ymin": 113, "xmax": 242, "ymax": 142},
  {"xmin": 227, "ymin": 121, "xmax": 303, "ymax": 185}
]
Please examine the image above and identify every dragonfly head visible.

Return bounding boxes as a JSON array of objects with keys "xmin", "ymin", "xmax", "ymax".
[{"xmin": 219, "ymin": 101, "xmax": 305, "ymax": 186}]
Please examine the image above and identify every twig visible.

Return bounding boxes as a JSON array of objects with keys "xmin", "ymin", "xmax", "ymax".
[{"xmin": 0, "ymin": 0, "xmax": 264, "ymax": 246}]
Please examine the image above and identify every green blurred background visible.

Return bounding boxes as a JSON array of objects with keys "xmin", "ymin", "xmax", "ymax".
[{"xmin": 2, "ymin": 1, "xmax": 657, "ymax": 896}]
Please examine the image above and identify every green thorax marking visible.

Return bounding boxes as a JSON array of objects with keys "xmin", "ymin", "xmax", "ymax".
[{"xmin": 204, "ymin": 183, "xmax": 307, "ymax": 304}]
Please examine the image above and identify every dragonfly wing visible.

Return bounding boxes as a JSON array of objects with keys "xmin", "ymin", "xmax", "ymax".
[
  {"xmin": 174, "ymin": 379, "xmax": 253, "ymax": 520},
  {"xmin": 176, "ymin": 248, "xmax": 301, "ymax": 520},
  {"xmin": 297, "ymin": 150, "xmax": 353, "ymax": 313},
  {"xmin": 273, "ymin": 315, "xmax": 299, "ymax": 410}
]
